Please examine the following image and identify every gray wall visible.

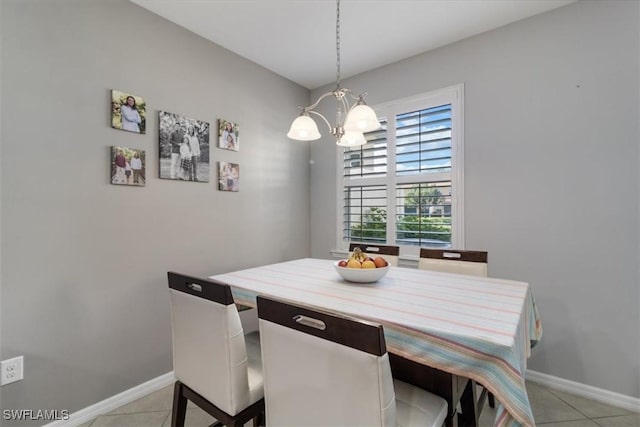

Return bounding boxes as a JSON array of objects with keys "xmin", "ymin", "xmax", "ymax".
[
  {"xmin": 0, "ymin": 0, "xmax": 4, "ymax": 399},
  {"xmin": 0, "ymin": 0, "xmax": 310, "ymax": 422},
  {"xmin": 311, "ymin": 0, "xmax": 640, "ymax": 397}
]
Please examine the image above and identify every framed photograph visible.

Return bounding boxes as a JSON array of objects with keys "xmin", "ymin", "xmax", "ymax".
[
  {"xmin": 159, "ymin": 111, "xmax": 210, "ymax": 182},
  {"xmin": 218, "ymin": 119, "xmax": 239, "ymax": 151},
  {"xmin": 111, "ymin": 147, "xmax": 145, "ymax": 186},
  {"xmin": 111, "ymin": 90, "xmax": 146, "ymax": 134},
  {"xmin": 218, "ymin": 162, "xmax": 239, "ymax": 192}
]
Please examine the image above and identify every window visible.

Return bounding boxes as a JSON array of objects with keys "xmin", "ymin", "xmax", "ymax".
[{"xmin": 338, "ymin": 85, "xmax": 464, "ymax": 252}]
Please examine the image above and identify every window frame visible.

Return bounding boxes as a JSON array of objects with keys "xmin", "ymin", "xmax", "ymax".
[{"xmin": 335, "ymin": 84, "xmax": 465, "ymax": 256}]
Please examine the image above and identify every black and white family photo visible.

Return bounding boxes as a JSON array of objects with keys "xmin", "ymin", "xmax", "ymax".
[
  {"xmin": 111, "ymin": 147, "xmax": 145, "ymax": 186},
  {"xmin": 218, "ymin": 119, "xmax": 239, "ymax": 151},
  {"xmin": 159, "ymin": 111, "xmax": 210, "ymax": 182},
  {"xmin": 111, "ymin": 90, "xmax": 146, "ymax": 134}
]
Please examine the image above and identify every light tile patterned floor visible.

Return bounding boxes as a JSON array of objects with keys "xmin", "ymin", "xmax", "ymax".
[{"xmin": 80, "ymin": 380, "xmax": 640, "ymax": 427}]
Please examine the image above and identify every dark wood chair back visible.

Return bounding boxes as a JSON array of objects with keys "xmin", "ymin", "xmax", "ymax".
[
  {"xmin": 349, "ymin": 243, "xmax": 400, "ymax": 256},
  {"xmin": 419, "ymin": 249, "xmax": 487, "ymax": 263},
  {"xmin": 257, "ymin": 296, "xmax": 386, "ymax": 356},
  {"xmin": 168, "ymin": 271, "xmax": 234, "ymax": 305}
]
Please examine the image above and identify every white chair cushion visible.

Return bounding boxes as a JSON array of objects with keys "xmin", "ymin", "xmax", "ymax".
[
  {"xmin": 260, "ymin": 319, "xmax": 396, "ymax": 426},
  {"xmin": 380, "ymin": 254, "xmax": 399, "ymax": 267},
  {"xmin": 394, "ymin": 379, "xmax": 448, "ymax": 427},
  {"xmin": 418, "ymin": 258, "xmax": 487, "ymax": 277},
  {"xmin": 170, "ymin": 290, "xmax": 262, "ymax": 416}
]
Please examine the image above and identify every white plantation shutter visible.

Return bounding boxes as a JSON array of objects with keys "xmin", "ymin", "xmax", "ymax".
[
  {"xmin": 342, "ymin": 121, "xmax": 388, "ymax": 243},
  {"xmin": 396, "ymin": 105, "xmax": 452, "ymax": 176},
  {"xmin": 342, "ymin": 185, "xmax": 387, "ymax": 244},
  {"xmin": 343, "ymin": 120, "xmax": 388, "ymax": 179},
  {"xmin": 395, "ymin": 181, "xmax": 452, "ymax": 246},
  {"xmin": 338, "ymin": 85, "xmax": 464, "ymax": 251}
]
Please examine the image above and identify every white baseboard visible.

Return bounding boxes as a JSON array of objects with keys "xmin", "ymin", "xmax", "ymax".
[
  {"xmin": 44, "ymin": 372, "xmax": 175, "ymax": 427},
  {"xmin": 526, "ymin": 369, "xmax": 640, "ymax": 413}
]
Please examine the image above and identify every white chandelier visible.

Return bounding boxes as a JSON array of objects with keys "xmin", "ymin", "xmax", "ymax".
[{"xmin": 287, "ymin": 0, "xmax": 381, "ymax": 147}]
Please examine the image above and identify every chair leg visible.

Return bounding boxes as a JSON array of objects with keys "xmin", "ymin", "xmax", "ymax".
[
  {"xmin": 171, "ymin": 381, "xmax": 188, "ymax": 427},
  {"xmin": 488, "ymin": 391, "xmax": 495, "ymax": 408},
  {"xmin": 253, "ymin": 410, "xmax": 265, "ymax": 427},
  {"xmin": 459, "ymin": 379, "xmax": 479, "ymax": 426},
  {"xmin": 173, "ymin": 381, "xmax": 264, "ymax": 427}
]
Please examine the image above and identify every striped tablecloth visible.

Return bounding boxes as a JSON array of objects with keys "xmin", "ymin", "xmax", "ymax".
[{"xmin": 211, "ymin": 258, "xmax": 542, "ymax": 427}]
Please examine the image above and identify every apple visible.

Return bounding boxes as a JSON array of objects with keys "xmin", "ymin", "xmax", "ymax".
[
  {"xmin": 338, "ymin": 260, "xmax": 348, "ymax": 267},
  {"xmin": 373, "ymin": 257, "xmax": 388, "ymax": 268},
  {"xmin": 362, "ymin": 260, "xmax": 376, "ymax": 269},
  {"xmin": 347, "ymin": 259, "xmax": 362, "ymax": 269}
]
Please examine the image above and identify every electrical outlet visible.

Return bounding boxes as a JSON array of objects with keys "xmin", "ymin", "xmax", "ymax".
[{"xmin": 1, "ymin": 356, "xmax": 24, "ymax": 386}]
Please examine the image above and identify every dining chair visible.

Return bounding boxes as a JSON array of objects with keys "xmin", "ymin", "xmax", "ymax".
[
  {"xmin": 348, "ymin": 242, "xmax": 400, "ymax": 266},
  {"xmin": 418, "ymin": 248, "xmax": 488, "ymax": 277},
  {"xmin": 417, "ymin": 248, "xmax": 495, "ymax": 409},
  {"xmin": 256, "ymin": 295, "xmax": 448, "ymax": 427},
  {"xmin": 167, "ymin": 272, "xmax": 264, "ymax": 427}
]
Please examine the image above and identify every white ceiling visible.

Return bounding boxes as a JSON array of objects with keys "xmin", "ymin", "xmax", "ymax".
[{"xmin": 130, "ymin": 0, "xmax": 576, "ymax": 90}]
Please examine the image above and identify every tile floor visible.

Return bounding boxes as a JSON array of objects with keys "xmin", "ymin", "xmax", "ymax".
[{"xmin": 78, "ymin": 380, "xmax": 640, "ymax": 427}]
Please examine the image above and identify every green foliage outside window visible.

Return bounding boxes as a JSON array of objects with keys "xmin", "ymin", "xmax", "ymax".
[
  {"xmin": 404, "ymin": 186, "xmax": 445, "ymax": 214},
  {"xmin": 350, "ymin": 207, "xmax": 386, "ymax": 240},
  {"xmin": 396, "ymin": 215, "xmax": 451, "ymax": 242},
  {"xmin": 349, "ymin": 186, "xmax": 451, "ymax": 244},
  {"xmin": 350, "ymin": 207, "xmax": 451, "ymax": 243}
]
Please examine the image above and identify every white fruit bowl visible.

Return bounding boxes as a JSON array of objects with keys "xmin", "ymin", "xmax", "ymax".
[{"xmin": 333, "ymin": 261, "xmax": 390, "ymax": 283}]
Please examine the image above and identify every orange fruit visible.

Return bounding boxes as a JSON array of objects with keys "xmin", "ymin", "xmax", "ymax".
[{"xmin": 373, "ymin": 257, "xmax": 388, "ymax": 268}]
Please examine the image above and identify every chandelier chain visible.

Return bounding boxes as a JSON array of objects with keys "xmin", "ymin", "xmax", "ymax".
[
  {"xmin": 287, "ymin": 0, "xmax": 378, "ymax": 146},
  {"xmin": 336, "ymin": 0, "xmax": 341, "ymax": 88}
]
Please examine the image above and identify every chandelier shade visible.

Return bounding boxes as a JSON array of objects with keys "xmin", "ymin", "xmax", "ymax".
[
  {"xmin": 287, "ymin": 0, "xmax": 380, "ymax": 147},
  {"xmin": 287, "ymin": 115, "xmax": 321, "ymax": 141},
  {"xmin": 344, "ymin": 103, "xmax": 381, "ymax": 133},
  {"xmin": 336, "ymin": 131, "xmax": 368, "ymax": 147}
]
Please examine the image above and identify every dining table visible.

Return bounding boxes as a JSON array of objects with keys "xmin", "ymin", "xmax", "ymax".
[{"xmin": 210, "ymin": 258, "xmax": 542, "ymax": 427}]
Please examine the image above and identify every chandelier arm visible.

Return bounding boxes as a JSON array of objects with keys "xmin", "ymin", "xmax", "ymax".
[
  {"xmin": 307, "ymin": 110, "xmax": 333, "ymax": 133},
  {"xmin": 302, "ymin": 90, "xmax": 338, "ymax": 112},
  {"xmin": 347, "ymin": 91, "xmax": 367, "ymax": 102},
  {"xmin": 339, "ymin": 94, "xmax": 351, "ymax": 123},
  {"xmin": 286, "ymin": 0, "xmax": 376, "ymax": 144}
]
